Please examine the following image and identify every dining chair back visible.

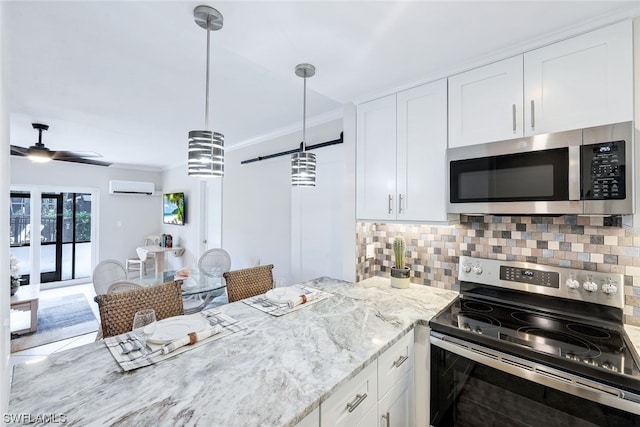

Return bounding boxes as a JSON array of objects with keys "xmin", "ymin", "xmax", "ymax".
[
  {"xmin": 93, "ymin": 260, "xmax": 128, "ymax": 295},
  {"xmin": 107, "ymin": 280, "xmax": 144, "ymax": 293},
  {"xmin": 223, "ymin": 264, "xmax": 274, "ymax": 303},
  {"xmin": 94, "ymin": 280, "xmax": 184, "ymax": 338},
  {"xmin": 198, "ymin": 248, "xmax": 231, "ymax": 277}
]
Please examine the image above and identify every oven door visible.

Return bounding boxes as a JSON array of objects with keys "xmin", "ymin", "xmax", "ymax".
[
  {"xmin": 447, "ymin": 128, "xmax": 582, "ymax": 215},
  {"xmin": 430, "ymin": 333, "xmax": 640, "ymax": 427}
]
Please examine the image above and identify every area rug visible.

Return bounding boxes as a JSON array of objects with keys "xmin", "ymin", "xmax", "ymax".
[{"xmin": 11, "ymin": 293, "xmax": 99, "ymax": 353}]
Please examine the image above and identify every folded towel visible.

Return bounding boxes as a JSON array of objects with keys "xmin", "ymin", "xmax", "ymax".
[
  {"xmin": 161, "ymin": 325, "xmax": 222, "ymax": 355},
  {"xmin": 175, "ymin": 267, "xmax": 191, "ymax": 279},
  {"xmin": 287, "ymin": 291, "xmax": 321, "ymax": 309}
]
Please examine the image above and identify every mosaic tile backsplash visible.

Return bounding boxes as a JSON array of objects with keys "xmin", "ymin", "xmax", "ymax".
[{"xmin": 356, "ymin": 215, "xmax": 640, "ymax": 326}]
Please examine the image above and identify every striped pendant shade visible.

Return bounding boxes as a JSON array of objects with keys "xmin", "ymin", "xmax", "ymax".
[
  {"xmin": 291, "ymin": 151, "xmax": 316, "ymax": 187},
  {"xmin": 188, "ymin": 130, "xmax": 224, "ymax": 177}
]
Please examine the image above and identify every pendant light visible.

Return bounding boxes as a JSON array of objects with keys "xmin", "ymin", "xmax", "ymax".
[
  {"xmin": 291, "ymin": 63, "xmax": 316, "ymax": 187},
  {"xmin": 188, "ymin": 5, "xmax": 224, "ymax": 177}
]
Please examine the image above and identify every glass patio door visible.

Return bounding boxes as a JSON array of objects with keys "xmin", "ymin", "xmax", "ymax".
[{"xmin": 10, "ymin": 190, "xmax": 93, "ymax": 285}]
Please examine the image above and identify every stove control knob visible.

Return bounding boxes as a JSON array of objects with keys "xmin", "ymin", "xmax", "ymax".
[
  {"xmin": 566, "ymin": 277, "xmax": 580, "ymax": 290},
  {"xmin": 602, "ymin": 283, "xmax": 618, "ymax": 295},
  {"xmin": 472, "ymin": 264, "xmax": 483, "ymax": 275},
  {"xmin": 461, "ymin": 263, "xmax": 472, "ymax": 274},
  {"xmin": 583, "ymin": 276, "xmax": 598, "ymax": 292},
  {"xmin": 475, "ymin": 327, "xmax": 483, "ymax": 335}
]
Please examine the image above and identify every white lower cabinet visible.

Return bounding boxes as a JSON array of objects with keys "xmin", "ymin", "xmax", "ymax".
[
  {"xmin": 320, "ymin": 329, "xmax": 415, "ymax": 427},
  {"xmin": 296, "ymin": 406, "xmax": 319, "ymax": 427},
  {"xmin": 378, "ymin": 370, "xmax": 414, "ymax": 427}
]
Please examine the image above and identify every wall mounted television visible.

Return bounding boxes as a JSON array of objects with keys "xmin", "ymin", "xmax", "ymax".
[{"xmin": 163, "ymin": 192, "xmax": 186, "ymax": 225}]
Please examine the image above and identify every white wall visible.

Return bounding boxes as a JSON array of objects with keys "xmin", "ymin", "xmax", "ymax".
[
  {"xmin": 161, "ymin": 165, "xmax": 222, "ymax": 271},
  {"xmin": 10, "ymin": 158, "xmax": 163, "ymax": 273},
  {"xmin": 223, "ymin": 118, "xmax": 348, "ymax": 284},
  {"xmin": 1, "ymin": 0, "xmax": 11, "ymax": 415}
]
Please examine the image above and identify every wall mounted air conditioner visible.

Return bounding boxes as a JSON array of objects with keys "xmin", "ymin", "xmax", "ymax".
[{"xmin": 108, "ymin": 180, "xmax": 155, "ymax": 195}]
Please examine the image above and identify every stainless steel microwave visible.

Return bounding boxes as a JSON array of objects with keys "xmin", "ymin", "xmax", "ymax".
[{"xmin": 447, "ymin": 121, "xmax": 633, "ymax": 215}]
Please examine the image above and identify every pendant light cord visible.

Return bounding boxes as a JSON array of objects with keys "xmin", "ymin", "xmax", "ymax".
[
  {"xmin": 204, "ymin": 15, "xmax": 211, "ymax": 129},
  {"xmin": 302, "ymin": 74, "xmax": 307, "ymax": 152}
]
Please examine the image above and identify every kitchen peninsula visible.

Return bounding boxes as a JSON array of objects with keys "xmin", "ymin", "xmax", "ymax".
[{"xmin": 8, "ymin": 278, "xmax": 457, "ymax": 426}]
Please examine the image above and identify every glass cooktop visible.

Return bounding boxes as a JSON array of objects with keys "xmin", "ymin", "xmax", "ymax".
[{"xmin": 430, "ymin": 295, "xmax": 640, "ymax": 391}]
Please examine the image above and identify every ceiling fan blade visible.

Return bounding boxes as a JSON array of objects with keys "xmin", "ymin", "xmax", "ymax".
[
  {"xmin": 50, "ymin": 150, "xmax": 104, "ymax": 159},
  {"xmin": 53, "ymin": 157, "xmax": 112, "ymax": 167},
  {"xmin": 10, "ymin": 145, "xmax": 29, "ymax": 156}
]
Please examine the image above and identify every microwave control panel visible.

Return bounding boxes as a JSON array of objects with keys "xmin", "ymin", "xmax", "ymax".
[{"xmin": 582, "ymin": 140, "xmax": 625, "ymax": 200}]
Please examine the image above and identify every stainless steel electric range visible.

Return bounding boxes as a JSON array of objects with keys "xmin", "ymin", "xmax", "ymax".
[{"xmin": 429, "ymin": 256, "xmax": 640, "ymax": 427}]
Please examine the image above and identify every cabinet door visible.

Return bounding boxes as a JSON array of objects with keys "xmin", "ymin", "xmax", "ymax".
[
  {"xmin": 378, "ymin": 370, "xmax": 414, "ymax": 427},
  {"xmin": 321, "ymin": 361, "xmax": 378, "ymax": 427},
  {"xmin": 448, "ymin": 56, "xmax": 523, "ymax": 148},
  {"xmin": 356, "ymin": 94, "xmax": 397, "ymax": 220},
  {"xmin": 295, "ymin": 406, "xmax": 319, "ymax": 427},
  {"xmin": 396, "ymin": 79, "xmax": 448, "ymax": 221},
  {"xmin": 524, "ymin": 20, "xmax": 632, "ymax": 136}
]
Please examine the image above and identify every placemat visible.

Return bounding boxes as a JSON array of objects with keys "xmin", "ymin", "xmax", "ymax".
[
  {"xmin": 243, "ymin": 285, "xmax": 331, "ymax": 317},
  {"xmin": 105, "ymin": 311, "xmax": 244, "ymax": 371}
]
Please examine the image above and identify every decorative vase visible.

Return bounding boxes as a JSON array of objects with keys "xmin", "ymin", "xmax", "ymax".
[
  {"xmin": 390, "ymin": 267, "xmax": 410, "ymax": 289},
  {"xmin": 10, "ymin": 278, "xmax": 20, "ymax": 296}
]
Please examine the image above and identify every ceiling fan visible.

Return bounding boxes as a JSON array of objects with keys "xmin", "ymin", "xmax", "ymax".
[{"xmin": 10, "ymin": 123, "xmax": 112, "ymax": 166}]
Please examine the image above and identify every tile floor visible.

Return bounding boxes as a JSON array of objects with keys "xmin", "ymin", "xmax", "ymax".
[{"xmin": 9, "ymin": 283, "xmax": 100, "ymax": 383}]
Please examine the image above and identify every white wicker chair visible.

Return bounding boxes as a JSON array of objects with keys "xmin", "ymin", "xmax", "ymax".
[
  {"xmin": 107, "ymin": 280, "xmax": 144, "ymax": 293},
  {"xmin": 198, "ymin": 249, "xmax": 231, "ymax": 277},
  {"xmin": 92, "ymin": 260, "xmax": 127, "ymax": 296}
]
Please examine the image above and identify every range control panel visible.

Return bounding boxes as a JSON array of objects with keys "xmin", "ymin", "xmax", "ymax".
[
  {"xmin": 500, "ymin": 266, "xmax": 560, "ymax": 288},
  {"xmin": 458, "ymin": 256, "xmax": 624, "ymax": 309}
]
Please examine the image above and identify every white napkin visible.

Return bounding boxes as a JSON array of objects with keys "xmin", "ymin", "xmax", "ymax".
[
  {"xmin": 160, "ymin": 325, "xmax": 222, "ymax": 355},
  {"xmin": 287, "ymin": 291, "xmax": 321, "ymax": 309}
]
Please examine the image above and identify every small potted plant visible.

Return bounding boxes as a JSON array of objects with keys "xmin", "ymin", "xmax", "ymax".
[
  {"xmin": 10, "ymin": 253, "xmax": 21, "ymax": 296},
  {"xmin": 390, "ymin": 236, "xmax": 410, "ymax": 289}
]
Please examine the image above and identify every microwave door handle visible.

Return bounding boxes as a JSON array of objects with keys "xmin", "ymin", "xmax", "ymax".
[{"xmin": 568, "ymin": 146, "xmax": 581, "ymax": 201}]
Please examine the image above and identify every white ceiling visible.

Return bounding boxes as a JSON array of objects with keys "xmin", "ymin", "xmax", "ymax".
[{"xmin": 5, "ymin": 1, "xmax": 639, "ymax": 171}]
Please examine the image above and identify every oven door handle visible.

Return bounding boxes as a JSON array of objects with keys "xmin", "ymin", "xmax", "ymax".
[{"xmin": 430, "ymin": 333, "xmax": 640, "ymax": 415}]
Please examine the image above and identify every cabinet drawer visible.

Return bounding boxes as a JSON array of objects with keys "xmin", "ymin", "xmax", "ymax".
[
  {"xmin": 321, "ymin": 361, "xmax": 377, "ymax": 427},
  {"xmin": 378, "ymin": 329, "xmax": 414, "ymax": 398}
]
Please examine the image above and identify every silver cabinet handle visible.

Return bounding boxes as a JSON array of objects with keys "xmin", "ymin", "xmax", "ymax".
[
  {"xmin": 393, "ymin": 354, "xmax": 408, "ymax": 368},
  {"xmin": 530, "ymin": 100, "xmax": 535, "ymax": 129},
  {"xmin": 512, "ymin": 104, "xmax": 517, "ymax": 133},
  {"xmin": 346, "ymin": 392, "xmax": 368, "ymax": 413},
  {"xmin": 388, "ymin": 194, "xmax": 393, "ymax": 214},
  {"xmin": 382, "ymin": 412, "xmax": 390, "ymax": 427},
  {"xmin": 398, "ymin": 194, "xmax": 404, "ymax": 214}
]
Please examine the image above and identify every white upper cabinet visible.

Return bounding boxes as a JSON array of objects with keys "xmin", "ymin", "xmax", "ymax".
[
  {"xmin": 448, "ymin": 56, "xmax": 523, "ymax": 148},
  {"xmin": 356, "ymin": 79, "xmax": 449, "ymax": 222},
  {"xmin": 396, "ymin": 79, "xmax": 448, "ymax": 222},
  {"xmin": 524, "ymin": 21, "xmax": 633, "ymax": 136},
  {"xmin": 356, "ymin": 94, "xmax": 397, "ymax": 220},
  {"xmin": 448, "ymin": 20, "xmax": 632, "ymax": 148}
]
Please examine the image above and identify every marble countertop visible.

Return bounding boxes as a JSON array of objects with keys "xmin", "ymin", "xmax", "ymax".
[{"xmin": 9, "ymin": 277, "xmax": 458, "ymax": 426}]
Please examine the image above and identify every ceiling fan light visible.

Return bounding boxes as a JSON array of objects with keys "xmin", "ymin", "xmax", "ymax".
[
  {"xmin": 188, "ymin": 130, "xmax": 224, "ymax": 177},
  {"xmin": 291, "ymin": 151, "xmax": 316, "ymax": 187},
  {"xmin": 27, "ymin": 152, "xmax": 52, "ymax": 163}
]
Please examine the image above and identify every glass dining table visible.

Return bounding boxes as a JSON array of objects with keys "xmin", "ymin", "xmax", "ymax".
[{"xmin": 136, "ymin": 270, "xmax": 227, "ymax": 314}]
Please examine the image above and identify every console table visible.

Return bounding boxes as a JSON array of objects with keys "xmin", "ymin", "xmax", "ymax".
[{"xmin": 10, "ymin": 284, "xmax": 40, "ymax": 334}]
